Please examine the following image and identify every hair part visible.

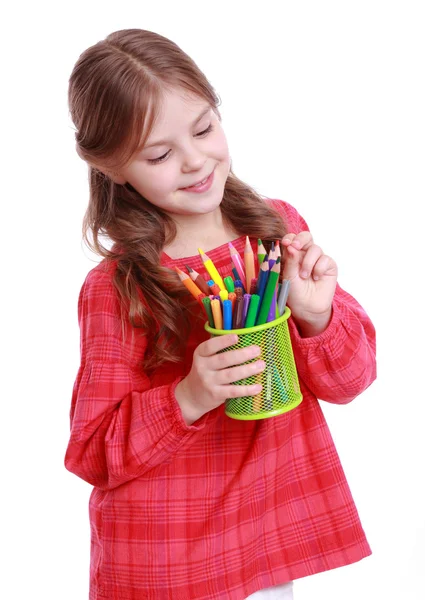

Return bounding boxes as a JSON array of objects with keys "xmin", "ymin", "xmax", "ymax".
[{"xmin": 68, "ymin": 29, "xmax": 287, "ymax": 371}]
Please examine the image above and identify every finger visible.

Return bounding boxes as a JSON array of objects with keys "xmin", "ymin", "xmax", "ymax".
[
  {"xmin": 311, "ymin": 255, "xmax": 338, "ymax": 280},
  {"xmin": 221, "ymin": 382, "xmax": 263, "ymax": 399},
  {"xmin": 281, "ymin": 233, "xmax": 297, "ymax": 245},
  {"xmin": 197, "ymin": 334, "xmax": 239, "ymax": 357},
  {"xmin": 282, "ymin": 231, "xmax": 313, "ymax": 250},
  {"xmin": 217, "ymin": 360, "xmax": 266, "ymax": 385},
  {"xmin": 298, "ymin": 244, "xmax": 324, "ymax": 279},
  {"xmin": 209, "ymin": 344, "xmax": 262, "ymax": 371},
  {"xmin": 281, "ymin": 245, "xmax": 302, "ymax": 280}
]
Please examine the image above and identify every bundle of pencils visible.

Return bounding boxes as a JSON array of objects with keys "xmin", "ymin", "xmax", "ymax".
[{"xmin": 175, "ymin": 237, "xmax": 291, "ymax": 330}]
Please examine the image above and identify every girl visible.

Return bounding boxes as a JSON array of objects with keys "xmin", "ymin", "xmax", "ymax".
[{"xmin": 65, "ymin": 28, "xmax": 376, "ymax": 600}]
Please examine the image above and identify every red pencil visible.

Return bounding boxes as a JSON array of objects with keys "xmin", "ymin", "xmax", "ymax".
[{"xmin": 185, "ymin": 264, "xmax": 210, "ymax": 295}]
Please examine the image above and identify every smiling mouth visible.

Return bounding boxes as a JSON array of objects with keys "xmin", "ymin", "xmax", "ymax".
[{"xmin": 181, "ymin": 170, "xmax": 213, "ymax": 189}]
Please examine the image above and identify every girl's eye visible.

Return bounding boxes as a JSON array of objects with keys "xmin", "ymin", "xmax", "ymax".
[
  {"xmin": 148, "ymin": 150, "xmax": 170, "ymax": 165},
  {"xmin": 196, "ymin": 124, "xmax": 213, "ymax": 137},
  {"xmin": 148, "ymin": 124, "xmax": 214, "ymax": 165}
]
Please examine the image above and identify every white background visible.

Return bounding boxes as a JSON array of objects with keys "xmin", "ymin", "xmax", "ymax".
[{"xmin": 2, "ymin": 1, "xmax": 424, "ymax": 598}]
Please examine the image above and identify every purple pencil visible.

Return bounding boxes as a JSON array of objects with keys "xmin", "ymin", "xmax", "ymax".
[
  {"xmin": 266, "ymin": 248, "xmax": 278, "ymax": 322},
  {"xmin": 242, "ymin": 294, "xmax": 251, "ymax": 327}
]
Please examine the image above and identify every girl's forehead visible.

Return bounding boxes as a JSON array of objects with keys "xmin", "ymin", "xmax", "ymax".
[
  {"xmin": 143, "ymin": 89, "xmax": 213, "ymax": 144},
  {"xmin": 155, "ymin": 87, "xmax": 211, "ymax": 120}
]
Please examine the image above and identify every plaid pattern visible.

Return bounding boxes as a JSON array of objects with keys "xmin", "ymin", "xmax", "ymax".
[{"xmin": 65, "ymin": 200, "xmax": 376, "ymax": 600}]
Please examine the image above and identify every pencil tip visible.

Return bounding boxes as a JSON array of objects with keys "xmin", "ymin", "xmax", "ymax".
[
  {"xmin": 185, "ymin": 264, "xmax": 193, "ymax": 272},
  {"xmin": 198, "ymin": 248, "xmax": 204, "ymax": 255}
]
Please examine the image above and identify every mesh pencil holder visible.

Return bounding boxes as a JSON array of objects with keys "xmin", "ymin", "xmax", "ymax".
[{"xmin": 205, "ymin": 307, "xmax": 303, "ymax": 420}]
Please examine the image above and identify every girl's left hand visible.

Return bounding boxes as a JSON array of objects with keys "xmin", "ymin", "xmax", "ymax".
[{"xmin": 281, "ymin": 232, "xmax": 338, "ymax": 336}]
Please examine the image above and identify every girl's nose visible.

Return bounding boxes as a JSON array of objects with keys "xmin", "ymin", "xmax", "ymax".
[{"xmin": 181, "ymin": 145, "xmax": 207, "ymax": 173}]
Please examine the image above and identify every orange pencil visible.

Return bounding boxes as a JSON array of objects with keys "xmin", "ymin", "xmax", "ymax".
[
  {"xmin": 211, "ymin": 299, "xmax": 223, "ymax": 329},
  {"xmin": 228, "ymin": 292, "xmax": 237, "ymax": 310},
  {"xmin": 175, "ymin": 267, "xmax": 203, "ymax": 302},
  {"xmin": 244, "ymin": 236, "xmax": 255, "ymax": 294}
]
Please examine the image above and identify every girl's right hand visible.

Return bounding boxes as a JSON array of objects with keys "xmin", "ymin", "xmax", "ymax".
[{"xmin": 174, "ymin": 335, "xmax": 266, "ymax": 425}]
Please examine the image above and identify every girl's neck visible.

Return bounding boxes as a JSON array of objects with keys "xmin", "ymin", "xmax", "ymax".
[{"xmin": 163, "ymin": 208, "xmax": 239, "ymax": 259}]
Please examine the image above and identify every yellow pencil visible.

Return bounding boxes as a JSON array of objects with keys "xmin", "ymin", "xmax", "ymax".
[
  {"xmin": 211, "ymin": 298, "xmax": 223, "ymax": 329},
  {"xmin": 244, "ymin": 236, "xmax": 255, "ymax": 294},
  {"xmin": 175, "ymin": 267, "xmax": 203, "ymax": 302},
  {"xmin": 198, "ymin": 248, "xmax": 225, "ymax": 291}
]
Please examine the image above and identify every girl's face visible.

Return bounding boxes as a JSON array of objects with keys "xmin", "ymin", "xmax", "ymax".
[{"xmin": 115, "ymin": 88, "xmax": 231, "ymax": 220}]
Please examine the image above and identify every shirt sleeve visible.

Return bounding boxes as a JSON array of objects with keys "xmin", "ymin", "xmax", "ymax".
[
  {"xmin": 64, "ymin": 266, "xmax": 215, "ymax": 490},
  {"xmin": 269, "ymin": 199, "xmax": 377, "ymax": 404}
]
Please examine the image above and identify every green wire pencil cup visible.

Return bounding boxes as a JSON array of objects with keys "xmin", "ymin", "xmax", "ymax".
[{"xmin": 205, "ymin": 307, "xmax": 303, "ymax": 420}]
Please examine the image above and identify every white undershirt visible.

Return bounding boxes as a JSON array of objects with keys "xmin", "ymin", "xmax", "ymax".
[{"xmin": 245, "ymin": 581, "xmax": 294, "ymax": 600}]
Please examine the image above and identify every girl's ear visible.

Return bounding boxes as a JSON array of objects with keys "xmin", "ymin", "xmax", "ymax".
[{"xmin": 75, "ymin": 143, "xmax": 127, "ymax": 184}]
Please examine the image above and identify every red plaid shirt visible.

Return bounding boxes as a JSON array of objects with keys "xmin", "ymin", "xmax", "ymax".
[{"xmin": 65, "ymin": 200, "xmax": 376, "ymax": 600}]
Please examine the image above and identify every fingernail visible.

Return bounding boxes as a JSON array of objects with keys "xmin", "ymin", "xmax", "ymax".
[{"xmin": 301, "ymin": 271, "xmax": 309, "ymax": 279}]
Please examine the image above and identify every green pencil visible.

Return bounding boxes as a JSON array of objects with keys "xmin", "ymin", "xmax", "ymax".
[
  {"xmin": 202, "ymin": 297, "xmax": 215, "ymax": 327},
  {"xmin": 257, "ymin": 239, "xmax": 267, "ymax": 265},
  {"xmin": 224, "ymin": 276, "xmax": 235, "ymax": 293},
  {"xmin": 256, "ymin": 257, "xmax": 281, "ymax": 325},
  {"xmin": 245, "ymin": 294, "xmax": 260, "ymax": 328}
]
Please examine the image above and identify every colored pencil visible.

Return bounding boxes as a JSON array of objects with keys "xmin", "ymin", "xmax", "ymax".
[
  {"xmin": 228, "ymin": 242, "xmax": 247, "ymax": 289},
  {"xmin": 224, "ymin": 276, "xmax": 235, "ymax": 293},
  {"xmin": 198, "ymin": 248, "xmax": 225, "ymax": 291},
  {"xmin": 244, "ymin": 236, "xmax": 255, "ymax": 294},
  {"xmin": 175, "ymin": 267, "xmax": 203, "ymax": 302},
  {"xmin": 277, "ymin": 279, "xmax": 291, "ymax": 315},
  {"xmin": 211, "ymin": 298, "xmax": 223, "ymax": 329},
  {"xmin": 249, "ymin": 277, "xmax": 258, "ymax": 295},
  {"xmin": 209, "ymin": 283, "xmax": 221, "ymax": 296},
  {"xmin": 202, "ymin": 297, "xmax": 215, "ymax": 327},
  {"xmin": 266, "ymin": 248, "xmax": 278, "ymax": 322},
  {"xmin": 228, "ymin": 292, "xmax": 237, "ymax": 310},
  {"xmin": 257, "ymin": 239, "xmax": 267, "ymax": 265},
  {"xmin": 256, "ymin": 257, "xmax": 281, "ymax": 325},
  {"xmin": 256, "ymin": 255, "xmax": 269, "ymax": 302},
  {"xmin": 223, "ymin": 299, "xmax": 233, "ymax": 329},
  {"xmin": 242, "ymin": 294, "xmax": 251, "ymax": 327},
  {"xmin": 232, "ymin": 267, "xmax": 241, "ymax": 282},
  {"xmin": 234, "ymin": 296, "xmax": 244, "ymax": 329},
  {"xmin": 185, "ymin": 264, "xmax": 210, "ymax": 295}
]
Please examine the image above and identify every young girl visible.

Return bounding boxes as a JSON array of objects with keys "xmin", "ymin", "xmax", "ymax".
[{"xmin": 65, "ymin": 29, "xmax": 376, "ymax": 600}]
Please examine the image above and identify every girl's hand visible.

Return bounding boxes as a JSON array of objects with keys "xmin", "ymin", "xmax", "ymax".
[
  {"xmin": 281, "ymin": 231, "xmax": 338, "ymax": 337},
  {"xmin": 175, "ymin": 335, "xmax": 265, "ymax": 425}
]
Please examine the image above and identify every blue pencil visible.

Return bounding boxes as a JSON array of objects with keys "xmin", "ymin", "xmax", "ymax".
[{"xmin": 223, "ymin": 299, "xmax": 233, "ymax": 329}]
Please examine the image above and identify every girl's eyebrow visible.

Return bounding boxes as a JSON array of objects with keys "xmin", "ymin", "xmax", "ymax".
[{"xmin": 143, "ymin": 106, "xmax": 211, "ymax": 149}]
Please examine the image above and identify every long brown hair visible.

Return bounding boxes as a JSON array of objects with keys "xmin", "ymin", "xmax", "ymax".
[{"xmin": 68, "ymin": 29, "xmax": 287, "ymax": 370}]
